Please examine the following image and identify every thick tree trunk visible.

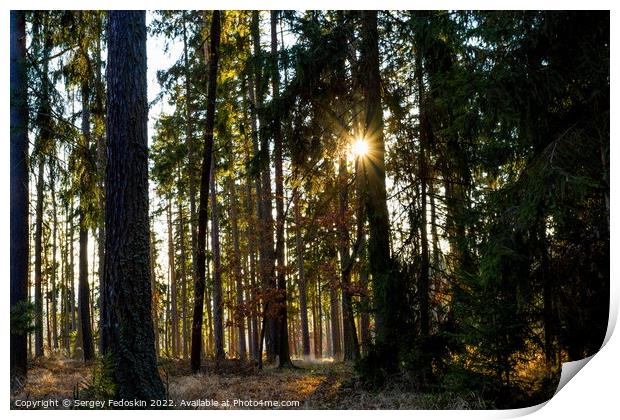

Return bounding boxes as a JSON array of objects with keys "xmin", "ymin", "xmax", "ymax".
[
  {"xmin": 191, "ymin": 10, "xmax": 221, "ymax": 372},
  {"xmin": 10, "ymin": 10, "xmax": 29, "ymax": 380},
  {"xmin": 104, "ymin": 10, "xmax": 165, "ymax": 400},
  {"xmin": 360, "ymin": 11, "xmax": 394, "ymax": 349}
]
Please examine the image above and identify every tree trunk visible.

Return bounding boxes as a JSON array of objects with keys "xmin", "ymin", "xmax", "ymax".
[
  {"xmin": 270, "ymin": 10, "xmax": 292, "ymax": 368},
  {"xmin": 177, "ymin": 190, "xmax": 189, "ymax": 359},
  {"xmin": 150, "ymin": 227, "xmax": 160, "ymax": 357},
  {"xmin": 10, "ymin": 9, "xmax": 29, "ymax": 380},
  {"xmin": 191, "ymin": 9, "xmax": 221, "ymax": 372},
  {"xmin": 78, "ymin": 215, "xmax": 94, "ymax": 361},
  {"xmin": 228, "ymin": 176, "xmax": 247, "ymax": 359},
  {"xmin": 293, "ymin": 186, "xmax": 310, "ymax": 357},
  {"xmin": 95, "ymin": 13, "xmax": 108, "ymax": 356},
  {"xmin": 104, "ymin": 10, "xmax": 165, "ymax": 400},
  {"xmin": 167, "ymin": 200, "xmax": 179, "ymax": 358},
  {"xmin": 338, "ymin": 158, "xmax": 360, "ymax": 361},
  {"xmin": 416, "ymin": 43, "xmax": 430, "ymax": 339},
  {"xmin": 245, "ymin": 172, "xmax": 260, "ymax": 360},
  {"xmin": 34, "ymin": 159, "xmax": 45, "ymax": 358},
  {"xmin": 210, "ymin": 158, "xmax": 225, "ymax": 360},
  {"xmin": 50, "ymin": 160, "xmax": 59, "ymax": 350},
  {"xmin": 250, "ymin": 10, "xmax": 277, "ymax": 364},
  {"xmin": 182, "ymin": 11, "xmax": 199, "ymax": 313},
  {"xmin": 78, "ymin": 79, "xmax": 95, "ymax": 362},
  {"xmin": 329, "ymin": 276, "xmax": 341, "ymax": 359},
  {"xmin": 360, "ymin": 10, "xmax": 394, "ymax": 349}
]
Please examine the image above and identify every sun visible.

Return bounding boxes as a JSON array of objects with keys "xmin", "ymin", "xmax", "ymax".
[{"xmin": 351, "ymin": 138, "xmax": 369, "ymax": 158}]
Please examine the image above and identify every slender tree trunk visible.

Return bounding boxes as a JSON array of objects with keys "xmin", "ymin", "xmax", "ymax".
[
  {"xmin": 34, "ymin": 159, "xmax": 45, "ymax": 358},
  {"xmin": 78, "ymin": 80, "xmax": 95, "ymax": 362},
  {"xmin": 293, "ymin": 186, "xmax": 310, "ymax": 357},
  {"xmin": 182, "ymin": 11, "xmax": 199, "ymax": 308},
  {"xmin": 338, "ymin": 158, "xmax": 360, "ymax": 361},
  {"xmin": 210, "ymin": 158, "xmax": 225, "ymax": 360},
  {"xmin": 104, "ymin": 10, "xmax": 165, "ymax": 400},
  {"xmin": 245, "ymin": 174, "xmax": 260, "ymax": 360},
  {"xmin": 329, "ymin": 276, "xmax": 341, "ymax": 359},
  {"xmin": 416, "ymin": 46, "xmax": 430, "ymax": 339},
  {"xmin": 177, "ymin": 191, "xmax": 189, "ymax": 359},
  {"xmin": 10, "ymin": 9, "xmax": 29, "ymax": 380},
  {"xmin": 317, "ymin": 277, "xmax": 323, "ymax": 358},
  {"xmin": 46, "ymin": 278, "xmax": 51, "ymax": 352},
  {"xmin": 270, "ymin": 10, "xmax": 293, "ymax": 368},
  {"xmin": 95, "ymin": 14, "xmax": 108, "ymax": 356},
  {"xmin": 191, "ymin": 10, "xmax": 221, "ymax": 372},
  {"xmin": 78, "ymin": 215, "xmax": 94, "ymax": 361},
  {"xmin": 150, "ymin": 227, "xmax": 160, "ymax": 357},
  {"xmin": 228, "ymin": 176, "xmax": 247, "ymax": 359},
  {"xmin": 50, "ymin": 160, "xmax": 59, "ymax": 350},
  {"xmin": 429, "ymin": 179, "xmax": 440, "ymax": 272},
  {"xmin": 167, "ymin": 200, "xmax": 179, "ymax": 358},
  {"xmin": 311, "ymin": 286, "xmax": 319, "ymax": 358},
  {"xmin": 69, "ymin": 198, "xmax": 76, "ymax": 335}
]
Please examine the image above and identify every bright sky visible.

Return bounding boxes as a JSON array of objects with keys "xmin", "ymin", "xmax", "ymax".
[{"xmin": 146, "ymin": 11, "xmax": 184, "ymax": 276}]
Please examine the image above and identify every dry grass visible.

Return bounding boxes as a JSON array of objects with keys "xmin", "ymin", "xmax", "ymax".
[
  {"xmin": 11, "ymin": 355, "xmax": 93, "ymax": 408},
  {"xmin": 10, "ymin": 356, "xmax": 486, "ymax": 409}
]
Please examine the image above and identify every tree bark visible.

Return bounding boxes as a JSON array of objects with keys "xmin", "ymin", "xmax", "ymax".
[
  {"xmin": 338, "ymin": 158, "xmax": 360, "ymax": 361},
  {"xmin": 270, "ymin": 10, "xmax": 293, "ymax": 368},
  {"xmin": 191, "ymin": 10, "xmax": 221, "ymax": 372},
  {"xmin": 10, "ymin": 9, "xmax": 29, "ymax": 380},
  {"xmin": 177, "ymin": 189, "xmax": 189, "ymax": 359},
  {"xmin": 293, "ymin": 186, "xmax": 311, "ymax": 357},
  {"xmin": 210, "ymin": 158, "xmax": 225, "ymax": 360},
  {"xmin": 167, "ymin": 200, "xmax": 179, "ymax": 357},
  {"xmin": 416, "ymin": 42, "xmax": 430, "ymax": 339},
  {"xmin": 228, "ymin": 176, "xmax": 247, "ymax": 359},
  {"xmin": 78, "ymin": 79, "xmax": 95, "ymax": 362},
  {"xmin": 104, "ymin": 10, "xmax": 165, "ymax": 400},
  {"xmin": 250, "ymin": 10, "xmax": 277, "ymax": 364},
  {"xmin": 359, "ymin": 11, "xmax": 395, "ymax": 349},
  {"xmin": 50, "ymin": 159, "xmax": 59, "ymax": 350},
  {"xmin": 34, "ymin": 159, "xmax": 45, "ymax": 358},
  {"xmin": 182, "ymin": 11, "xmax": 199, "ymax": 309}
]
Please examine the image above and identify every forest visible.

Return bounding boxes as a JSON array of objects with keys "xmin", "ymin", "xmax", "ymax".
[{"xmin": 10, "ymin": 10, "xmax": 609, "ymax": 409}]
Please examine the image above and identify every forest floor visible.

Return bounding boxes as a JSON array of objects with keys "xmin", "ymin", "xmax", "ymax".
[{"xmin": 10, "ymin": 356, "xmax": 488, "ymax": 409}]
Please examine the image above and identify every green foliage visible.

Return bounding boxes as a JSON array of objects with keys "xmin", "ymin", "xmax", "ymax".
[
  {"xmin": 75, "ymin": 354, "xmax": 117, "ymax": 402},
  {"xmin": 10, "ymin": 301, "xmax": 35, "ymax": 336}
]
